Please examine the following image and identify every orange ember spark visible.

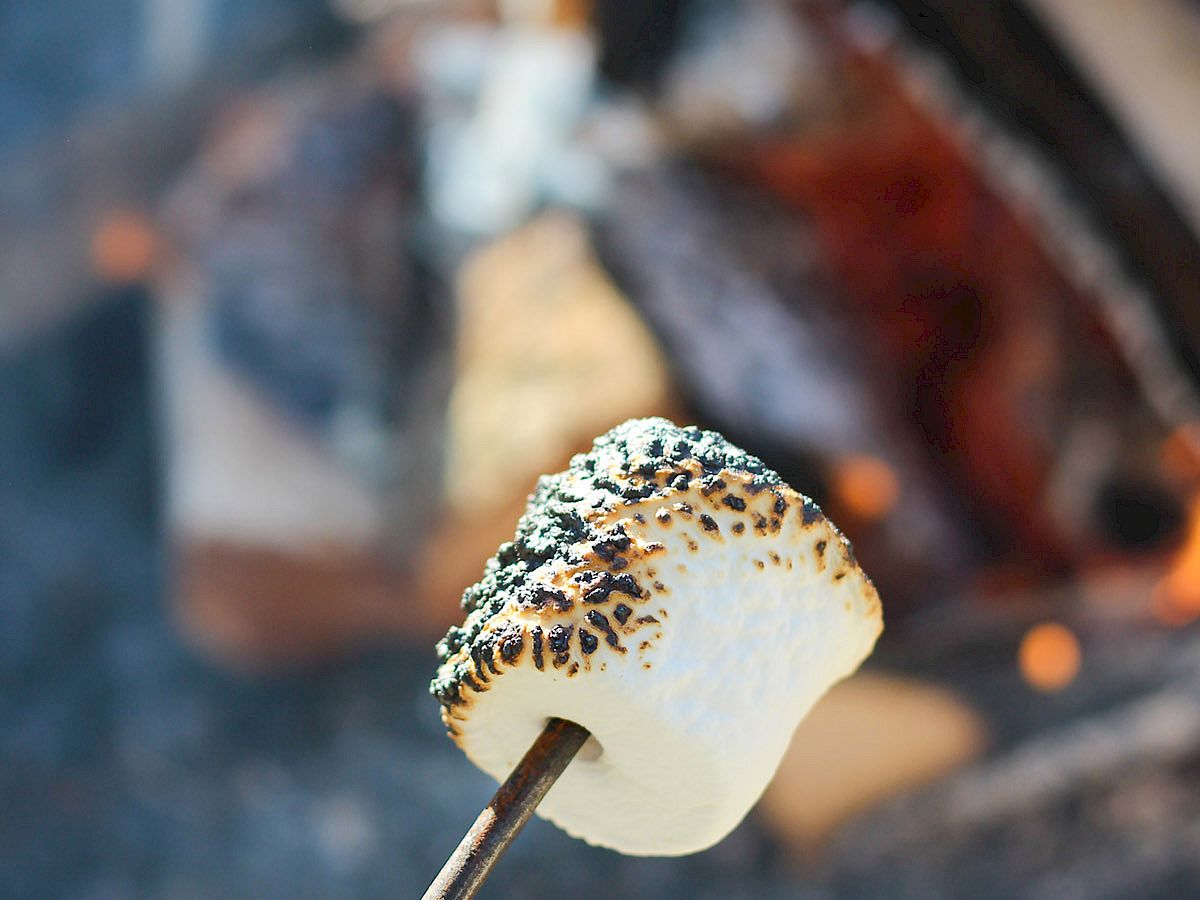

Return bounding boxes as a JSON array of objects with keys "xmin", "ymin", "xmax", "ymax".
[
  {"xmin": 90, "ymin": 210, "xmax": 157, "ymax": 284},
  {"xmin": 831, "ymin": 455, "xmax": 900, "ymax": 523},
  {"xmin": 1018, "ymin": 622, "xmax": 1081, "ymax": 693},
  {"xmin": 1153, "ymin": 496, "xmax": 1200, "ymax": 626}
]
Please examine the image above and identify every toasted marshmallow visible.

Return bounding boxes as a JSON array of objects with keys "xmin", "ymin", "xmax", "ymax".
[{"xmin": 432, "ymin": 418, "xmax": 882, "ymax": 856}]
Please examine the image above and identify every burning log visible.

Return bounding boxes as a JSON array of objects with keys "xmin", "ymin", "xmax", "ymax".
[
  {"xmin": 693, "ymin": 2, "xmax": 1193, "ymax": 581},
  {"xmin": 156, "ymin": 68, "xmax": 451, "ymax": 667},
  {"xmin": 841, "ymin": 685, "xmax": 1200, "ymax": 870},
  {"xmin": 416, "ymin": 212, "xmax": 677, "ymax": 624}
]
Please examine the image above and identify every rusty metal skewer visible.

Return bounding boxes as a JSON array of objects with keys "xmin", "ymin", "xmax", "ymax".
[{"xmin": 423, "ymin": 718, "xmax": 592, "ymax": 900}]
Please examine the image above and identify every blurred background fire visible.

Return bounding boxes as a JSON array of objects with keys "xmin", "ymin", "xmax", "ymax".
[{"xmin": 5, "ymin": 1, "xmax": 1200, "ymax": 897}]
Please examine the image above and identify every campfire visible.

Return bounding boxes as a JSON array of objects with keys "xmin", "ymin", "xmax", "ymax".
[{"xmin": 6, "ymin": 0, "xmax": 1200, "ymax": 896}]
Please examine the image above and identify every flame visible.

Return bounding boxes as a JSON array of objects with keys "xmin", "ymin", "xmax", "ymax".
[
  {"xmin": 831, "ymin": 454, "xmax": 900, "ymax": 523},
  {"xmin": 90, "ymin": 209, "xmax": 157, "ymax": 284},
  {"xmin": 1153, "ymin": 495, "xmax": 1200, "ymax": 626},
  {"xmin": 1018, "ymin": 622, "xmax": 1081, "ymax": 692}
]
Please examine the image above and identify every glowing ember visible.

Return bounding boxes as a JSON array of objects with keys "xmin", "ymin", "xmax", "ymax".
[
  {"xmin": 831, "ymin": 454, "xmax": 900, "ymax": 523},
  {"xmin": 90, "ymin": 210, "xmax": 157, "ymax": 284},
  {"xmin": 1018, "ymin": 622, "xmax": 1081, "ymax": 693},
  {"xmin": 1153, "ymin": 496, "xmax": 1200, "ymax": 626}
]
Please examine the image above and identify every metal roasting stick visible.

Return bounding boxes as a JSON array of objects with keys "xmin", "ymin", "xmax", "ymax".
[{"xmin": 423, "ymin": 718, "xmax": 592, "ymax": 900}]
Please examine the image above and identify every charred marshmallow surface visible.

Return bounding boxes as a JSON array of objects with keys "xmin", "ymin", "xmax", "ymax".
[{"xmin": 431, "ymin": 418, "xmax": 882, "ymax": 856}]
